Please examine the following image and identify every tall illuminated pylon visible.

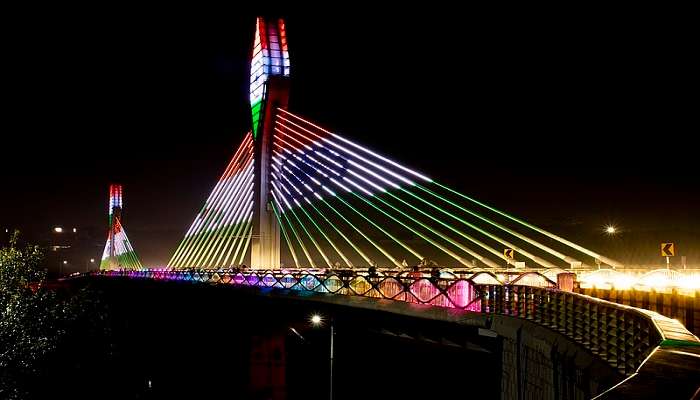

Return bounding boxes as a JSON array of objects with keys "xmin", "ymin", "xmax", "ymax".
[
  {"xmin": 167, "ymin": 17, "xmax": 289, "ymax": 269},
  {"xmin": 100, "ymin": 184, "xmax": 142, "ymax": 270},
  {"xmin": 249, "ymin": 17, "xmax": 290, "ymax": 269}
]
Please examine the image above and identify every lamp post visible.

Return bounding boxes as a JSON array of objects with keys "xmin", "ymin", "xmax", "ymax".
[{"xmin": 310, "ymin": 314, "xmax": 334, "ymax": 400}]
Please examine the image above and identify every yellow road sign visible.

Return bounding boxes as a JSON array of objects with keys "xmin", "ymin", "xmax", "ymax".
[
  {"xmin": 504, "ymin": 249, "xmax": 515, "ymax": 259},
  {"xmin": 661, "ymin": 243, "xmax": 675, "ymax": 257}
]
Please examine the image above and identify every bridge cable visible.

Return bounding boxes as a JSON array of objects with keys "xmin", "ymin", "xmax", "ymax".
[
  {"xmin": 169, "ymin": 133, "xmax": 253, "ymax": 267},
  {"xmin": 275, "ymin": 115, "xmax": 578, "ymax": 269},
  {"xmin": 270, "ymin": 189, "xmax": 317, "ymax": 268},
  {"xmin": 272, "ymin": 161, "xmax": 354, "ymax": 268},
  {"xmin": 192, "ymin": 172, "xmax": 255, "ymax": 268},
  {"xmin": 274, "ymin": 127, "xmax": 505, "ymax": 268},
  {"xmin": 272, "ymin": 176, "xmax": 332, "ymax": 268},
  {"xmin": 272, "ymin": 157, "xmax": 400, "ymax": 267},
  {"xmin": 177, "ymin": 153, "xmax": 254, "ymax": 268},
  {"xmin": 271, "ymin": 199, "xmax": 300, "ymax": 268},
  {"xmin": 278, "ymin": 110, "xmax": 620, "ymax": 267},
  {"xmin": 273, "ymin": 152, "xmax": 411, "ymax": 266}
]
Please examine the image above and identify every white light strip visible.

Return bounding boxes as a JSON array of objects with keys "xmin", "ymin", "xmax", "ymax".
[
  {"xmin": 178, "ymin": 159, "xmax": 254, "ymax": 267},
  {"xmin": 278, "ymin": 109, "xmax": 431, "ymax": 182},
  {"xmin": 197, "ymin": 180, "xmax": 255, "ymax": 267},
  {"xmin": 219, "ymin": 200, "xmax": 254, "ymax": 267},
  {"xmin": 179, "ymin": 136, "xmax": 252, "ymax": 238},
  {"xmin": 277, "ymin": 117, "xmax": 419, "ymax": 185},
  {"xmin": 279, "ymin": 149, "xmax": 421, "ymax": 262},
  {"xmin": 172, "ymin": 153, "xmax": 253, "ymax": 267}
]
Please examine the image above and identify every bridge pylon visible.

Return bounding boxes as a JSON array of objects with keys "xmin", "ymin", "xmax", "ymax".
[
  {"xmin": 100, "ymin": 184, "xmax": 142, "ymax": 270},
  {"xmin": 251, "ymin": 76, "xmax": 289, "ymax": 269},
  {"xmin": 249, "ymin": 17, "xmax": 291, "ymax": 269},
  {"xmin": 167, "ymin": 17, "xmax": 290, "ymax": 270}
]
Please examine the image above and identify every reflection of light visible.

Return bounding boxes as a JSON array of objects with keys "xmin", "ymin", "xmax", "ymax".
[
  {"xmin": 679, "ymin": 275, "xmax": 700, "ymax": 290},
  {"xmin": 586, "ymin": 274, "xmax": 607, "ymax": 287},
  {"xmin": 610, "ymin": 275, "xmax": 635, "ymax": 290},
  {"xmin": 641, "ymin": 274, "xmax": 669, "ymax": 288},
  {"xmin": 54, "ymin": 227, "xmax": 63, "ymax": 233},
  {"xmin": 580, "ymin": 269, "xmax": 700, "ymax": 291}
]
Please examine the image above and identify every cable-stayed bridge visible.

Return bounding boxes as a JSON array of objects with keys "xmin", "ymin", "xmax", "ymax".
[
  {"xmin": 162, "ymin": 16, "xmax": 620, "ymax": 273},
  {"xmin": 86, "ymin": 17, "xmax": 699, "ymax": 398}
]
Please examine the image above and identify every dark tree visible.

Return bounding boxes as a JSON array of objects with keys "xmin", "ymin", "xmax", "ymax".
[{"xmin": 0, "ymin": 231, "xmax": 106, "ymax": 399}]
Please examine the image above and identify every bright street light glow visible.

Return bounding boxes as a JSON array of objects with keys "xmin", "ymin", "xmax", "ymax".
[
  {"xmin": 605, "ymin": 225, "xmax": 617, "ymax": 235},
  {"xmin": 90, "ymin": 258, "xmax": 95, "ymax": 263},
  {"xmin": 72, "ymin": 228, "xmax": 77, "ymax": 233},
  {"xmin": 62, "ymin": 260, "xmax": 68, "ymax": 265},
  {"xmin": 54, "ymin": 227, "xmax": 63, "ymax": 233},
  {"xmin": 310, "ymin": 314, "xmax": 322, "ymax": 325}
]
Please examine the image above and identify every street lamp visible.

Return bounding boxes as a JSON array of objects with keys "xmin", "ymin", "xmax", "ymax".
[
  {"xmin": 604, "ymin": 225, "xmax": 618, "ymax": 236},
  {"xmin": 54, "ymin": 227, "xmax": 63, "ymax": 233},
  {"xmin": 310, "ymin": 314, "xmax": 334, "ymax": 400},
  {"xmin": 84, "ymin": 258, "xmax": 96, "ymax": 274}
]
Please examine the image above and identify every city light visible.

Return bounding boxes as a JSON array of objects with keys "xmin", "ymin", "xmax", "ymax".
[
  {"xmin": 578, "ymin": 269, "xmax": 700, "ymax": 292},
  {"xmin": 310, "ymin": 314, "xmax": 322, "ymax": 326},
  {"xmin": 54, "ymin": 227, "xmax": 63, "ymax": 233},
  {"xmin": 73, "ymin": 228, "xmax": 77, "ymax": 233},
  {"xmin": 62, "ymin": 260, "xmax": 68, "ymax": 265},
  {"xmin": 605, "ymin": 225, "xmax": 617, "ymax": 235},
  {"xmin": 90, "ymin": 258, "xmax": 95, "ymax": 263}
]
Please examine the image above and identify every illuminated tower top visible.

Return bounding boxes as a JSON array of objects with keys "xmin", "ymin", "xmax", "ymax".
[
  {"xmin": 109, "ymin": 184, "xmax": 123, "ymax": 218},
  {"xmin": 250, "ymin": 17, "xmax": 290, "ymax": 139}
]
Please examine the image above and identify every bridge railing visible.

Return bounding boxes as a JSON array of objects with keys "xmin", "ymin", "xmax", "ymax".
[
  {"xmin": 95, "ymin": 268, "xmax": 484, "ymax": 311},
  {"xmin": 91, "ymin": 268, "xmax": 698, "ymax": 377},
  {"xmin": 475, "ymin": 284, "xmax": 698, "ymax": 376}
]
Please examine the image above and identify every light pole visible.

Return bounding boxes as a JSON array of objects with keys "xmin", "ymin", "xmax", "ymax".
[{"xmin": 310, "ymin": 314, "xmax": 334, "ymax": 400}]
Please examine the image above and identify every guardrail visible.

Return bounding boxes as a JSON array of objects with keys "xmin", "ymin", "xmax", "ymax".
[
  {"xmin": 94, "ymin": 268, "xmax": 485, "ymax": 311},
  {"xmin": 475, "ymin": 284, "xmax": 698, "ymax": 375},
  {"xmin": 90, "ymin": 268, "xmax": 699, "ymax": 376}
]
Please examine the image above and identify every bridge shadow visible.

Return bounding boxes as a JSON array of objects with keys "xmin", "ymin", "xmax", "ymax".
[{"xmin": 60, "ymin": 277, "xmax": 500, "ymax": 399}]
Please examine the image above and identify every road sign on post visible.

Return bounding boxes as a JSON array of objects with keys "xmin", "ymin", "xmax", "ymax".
[{"xmin": 661, "ymin": 243, "xmax": 675, "ymax": 270}]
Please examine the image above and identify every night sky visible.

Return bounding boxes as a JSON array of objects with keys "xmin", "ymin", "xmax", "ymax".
[{"xmin": 2, "ymin": 9, "xmax": 698, "ymax": 266}]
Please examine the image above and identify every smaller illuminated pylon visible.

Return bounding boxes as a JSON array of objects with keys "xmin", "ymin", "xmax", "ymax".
[{"xmin": 100, "ymin": 184, "xmax": 142, "ymax": 270}]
